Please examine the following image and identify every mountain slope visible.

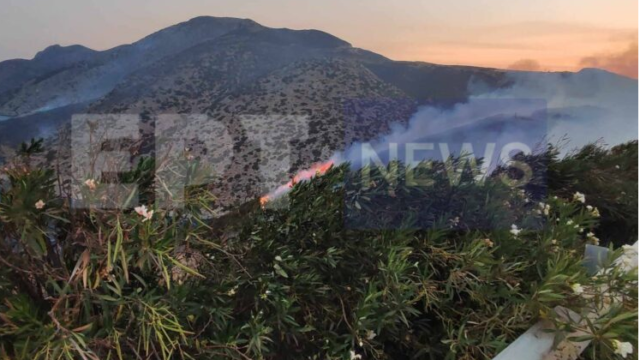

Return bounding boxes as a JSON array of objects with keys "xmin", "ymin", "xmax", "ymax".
[
  {"xmin": 88, "ymin": 24, "xmax": 352, "ymax": 114},
  {"xmin": 0, "ymin": 17, "xmax": 263, "ymax": 116},
  {"xmin": 0, "ymin": 16, "xmax": 636, "ymax": 209},
  {"xmin": 200, "ymin": 58, "xmax": 415, "ymax": 206},
  {"xmin": 0, "ymin": 16, "xmax": 510, "ymax": 118}
]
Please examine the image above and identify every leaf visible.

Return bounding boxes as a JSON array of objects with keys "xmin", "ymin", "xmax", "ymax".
[
  {"xmin": 274, "ymin": 263, "xmax": 289, "ymax": 278},
  {"xmin": 166, "ymin": 254, "xmax": 205, "ymax": 278},
  {"xmin": 72, "ymin": 323, "xmax": 93, "ymax": 333}
]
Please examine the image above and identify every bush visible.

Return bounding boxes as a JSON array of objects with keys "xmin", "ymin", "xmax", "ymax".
[
  {"xmin": 0, "ymin": 141, "xmax": 637, "ymax": 359},
  {"xmin": 547, "ymin": 141, "xmax": 638, "ymax": 247}
]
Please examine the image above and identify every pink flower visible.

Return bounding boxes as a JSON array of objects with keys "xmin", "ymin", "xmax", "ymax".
[
  {"xmin": 134, "ymin": 205, "xmax": 154, "ymax": 222},
  {"xmin": 35, "ymin": 200, "xmax": 45, "ymax": 209},
  {"xmin": 84, "ymin": 179, "xmax": 97, "ymax": 191}
]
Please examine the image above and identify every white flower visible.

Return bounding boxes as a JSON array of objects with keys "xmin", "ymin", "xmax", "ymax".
[
  {"xmin": 350, "ymin": 350, "xmax": 362, "ymax": 360},
  {"xmin": 134, "ymin": 205, "xmax": 154, "ymax": 222},
  {"xmin": 586, "ymin": 232, "xmax": 599, "ymax": 245},
  {"xmin": 615, "ymin": 165, "xmax": 620, "ymax": 169},
  {"xmin": 612, "ymin": 340, "xmax": 633, "ymax": 358},
  {"xmin": 510, "ymin": 224, "xmax": 521, "ymax": 237},
  {"xmin": 227, "ymin": 287, "xmax": 237, "ymax": 296},
  {"xmin": 366, "ymin": 330, "xmax": 377, "ymax": 340},
  {"xmin": 275, "ymin": 255, "xmax": 282, "ymax": 262},
  {"xmin": 591, "ymin": 207, "xmax": 600, "ymax": 217},
  {"xmin": 586, "ymin": 205, "xmax": 593, "ymax": 211},
  {"xmin": 573, "ymin": 192, "xmax": 585, "ymax": 203},
  {"xmin": 571, "ymin": 283, "xmax": 584, "ymax": 295},
  {"xmin": 567, "ymin": 220, "xmax": 574, "ymax": 225},
  {"xmin": 483, "ymin": 238, "xmax": 494, "ymax": 248},
  {"xmin": 84, "ymin": 178, "xmax": 97, "ymax": 191},
  {"xmin": 538, "ymin": 202, "xmax": 551, "ymax": 216},
  {"xmin": 35, "ymin": 199, "xmax": 45, "ymax": 209},
  {"xmin": 617, "ymin": 244, "xmax": 638, "ymax": 271}
]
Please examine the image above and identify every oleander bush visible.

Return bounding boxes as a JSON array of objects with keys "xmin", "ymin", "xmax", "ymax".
[
  {"xmin": 514, "ymin": 141, "xmax": 638, "ymax": 247},
  {"xmin": 0, "ymin": 140, "xmax": 637, "ymax": 360}
]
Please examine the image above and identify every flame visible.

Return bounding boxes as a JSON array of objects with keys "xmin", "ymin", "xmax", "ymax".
[
  {"xmin": 259, "ymin": 160, "xmax": 334, "ymax": 207},
  {"xmin": 259, "ymin": 195, "xmax": 270, "ymax": 208}
]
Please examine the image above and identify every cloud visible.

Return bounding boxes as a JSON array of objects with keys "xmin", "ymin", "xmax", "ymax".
[
  {"xmin": 580, "ymin": 41, "xmax": 638, "ymax": 78},
  {"xmin": 508, "ymin": 59, "xmax": 542, "ymax": 71}
]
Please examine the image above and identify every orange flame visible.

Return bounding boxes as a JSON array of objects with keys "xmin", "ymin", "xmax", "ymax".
[
  {"xmin": 259, "ymin": 195, "xmax": 270, "ymax": 208},
  {"xmin": 259, "ymin": 160, "xmax": 334, "ymax": 207}
]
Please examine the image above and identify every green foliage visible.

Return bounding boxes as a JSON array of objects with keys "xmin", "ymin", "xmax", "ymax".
[
  {"xmin": 515, "ymin": 141, "xmax": 638, "ymax": 246},
  {"xmin": 548, "ymin": 141, "xmax": 638, "ymax": 247},
  {"xmin": 17, "ymin": 138, "xmax": 45, "ymax": 159},
  {"xmin": 0, "ymin": 140, "xmax": 636, "ymax": 359}
]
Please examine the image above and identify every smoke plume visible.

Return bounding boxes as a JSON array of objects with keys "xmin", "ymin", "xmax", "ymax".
[{"xmin": 580, "ymin": 41, "xmax": 638, "ymax": 79}]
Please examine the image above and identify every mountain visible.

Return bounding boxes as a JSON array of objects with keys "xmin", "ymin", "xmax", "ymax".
[
  {"xmin": 0, "ymin": 17, "xmax": 270, "ymax": 116},
  {"xmin": 0, "ymin": 16, "xmax": 635, "ymax": 208},
  {"xmin": 0, "ymin": 16, "xmax": 507, "ymax": 118}
]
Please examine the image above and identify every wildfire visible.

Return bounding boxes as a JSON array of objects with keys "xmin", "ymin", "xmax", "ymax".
[
  {"xmin": 259, "ymin": 195, "xmax": 270, "ymax": 207},
  {"xmin": 259, "ymin": 160, "xmax": 334, "ymax": 208}
]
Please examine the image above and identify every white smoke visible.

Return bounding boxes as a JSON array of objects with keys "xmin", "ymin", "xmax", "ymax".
[
  {"xmin": 469, "ymin": 68, "xmax": 638, "ymax": 154},
  {"xmin": 336, "ymin": 68, "xmax": 638, "ymax": 168},
  {"xmin": 265, "ymin": 68, "xmax": 638, "ymax": 202}
]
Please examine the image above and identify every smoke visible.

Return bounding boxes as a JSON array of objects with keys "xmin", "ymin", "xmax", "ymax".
[
  {"xmin": 335, "ymin": 66, "xmax": 638, "ymax": 170},
  {"xmin": 264, "ymin": 67, "xmax": 638, "ymax": 205},
  {"xmin": 580, "ymin": 41, "xmax": 638, "ymax": 79},
  {"xmin": 338, "ymin": 98, "xmax": 545, "ymax": 172},
  {"xmin": 470, "ymin": 68, "xmax": 638, "ymax": 154},
  {"xmin": 508, "ymin": 59, "xmax": 542, "ymax": 72}
]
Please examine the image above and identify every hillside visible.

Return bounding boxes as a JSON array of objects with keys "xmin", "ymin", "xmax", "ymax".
[
  {"xmin": 0, "ymin": 17, "xmax": 263, "ymax": 116},
  {"xmin": 0, "ymin": 16, "xmax": 507, "ymax": 123},
  {"xmin": 0, "ymin": 16, "xmax": 503, "ymax": 118},
  {"xmin": 0, "ymin": 16, "xmax": 636, "ymax": 209}
]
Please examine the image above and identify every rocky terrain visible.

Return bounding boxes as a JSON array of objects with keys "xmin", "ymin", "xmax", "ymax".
[{"xmin": 0, "ymin": 16, "xmax": 635, "ymax": 208}]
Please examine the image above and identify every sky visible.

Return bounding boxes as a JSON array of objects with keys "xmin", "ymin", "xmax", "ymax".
[{"xmin": 0, "ymin": 0, "xmax": 637, "ymax": 77}]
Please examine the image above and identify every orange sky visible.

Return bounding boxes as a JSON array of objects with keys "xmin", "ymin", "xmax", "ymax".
[
  {"xmin": 381, "ymin": 21, "xmax": 638, "ymax": 78},
  {"xmin": 0, "ymin": 0, "xmax": 637, "ymax": 78}
]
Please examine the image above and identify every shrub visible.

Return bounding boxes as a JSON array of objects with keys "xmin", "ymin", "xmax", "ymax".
[{"xmin": 0, "ymin": 141, "xmax": 636, "ymax": 359}]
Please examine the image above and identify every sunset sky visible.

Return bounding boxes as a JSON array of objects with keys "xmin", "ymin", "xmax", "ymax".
[{"xmin": 1, "ymin": 0, "xmax": 637, "ymax": 77}]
